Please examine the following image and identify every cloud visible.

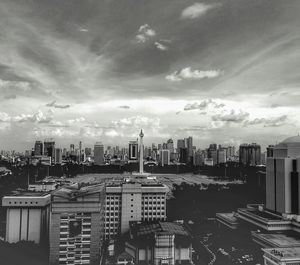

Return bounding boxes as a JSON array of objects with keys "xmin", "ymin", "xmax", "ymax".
[
  {"xmin": 0, "ymin": 112, "xmax": 10, "ymax": 122},
  {"xmin": 184, "ymin": 99, "xmax": 225, "ymax": 111},
  {"xmin": 212, "ymin": 109, "xmax": 249, "ymax": 123},
  {"xmin": 154, "ymin": 42, "xmax": 168, "ymax": 51},
  {"xmin": 4, "ymin": 94, "xmax": 17, "ymax": 100},
  {"xmin": 13, "ymin": 110, "xmax": 53, "ymax": 123},
  {"xmin": 166, "ymin": 67, "xmax": 221, "ymax": 81},
  {"xmin": 136, "ymin": 24, "xmax": 156, "ymax": 43},
  {"xmin": 79, "ymin": 27, "xmax": 88, "ymax": 32},
  {"xmin": 181, "ymin": 3, "xmax": 218, "ymax": 20},
  {"xmin": 244, "ymin": 115, "xmax": 288, "ymax": 127},
  {"xmin": 46, "ymin": 100, "xmax": 70, "ymax": 109},
  {"xmin": 118, "ymin": 105, "xmax": 130, "ymax": 109}
]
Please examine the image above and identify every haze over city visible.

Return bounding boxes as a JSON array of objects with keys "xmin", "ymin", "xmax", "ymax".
[{"xmin": 1, "ymin": 0, "xmax": 300, "ymax": 150}]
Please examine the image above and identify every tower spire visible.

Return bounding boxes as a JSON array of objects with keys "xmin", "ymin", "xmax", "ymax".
[{"xmin": 139, "ymin": 129, "xmax": 144, "ymax": 174}]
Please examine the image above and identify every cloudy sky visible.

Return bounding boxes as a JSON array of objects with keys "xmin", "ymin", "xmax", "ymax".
[{"xmin": 0, "ymin": 0, "xmax": 300, "ymax": 151}]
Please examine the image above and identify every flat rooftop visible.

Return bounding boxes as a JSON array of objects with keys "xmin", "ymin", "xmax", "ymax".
[
  {"xmin": 239, "ymin": 208, "xmax": 283, "ymax": 221},
  {"xmin": 254, "ymin": 231, "xmax": 300, "ymax": 247},
  {"xmin": 131, "ymin": 221, "xmax": 190, "ymax": 237},
  {"xmin": 263, "ymin": 247, "xmax": 300, "ymax": 260},
  {"xmin": 216, "ymin": 213, "xmax": 238, "ymax": 223},
  {"xmin": 5, "ymin": 191, "xmax": 50, "ymax": 197}
]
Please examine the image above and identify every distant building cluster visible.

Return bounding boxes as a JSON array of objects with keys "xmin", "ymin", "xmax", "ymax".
[{"xmin": 2, "ymin": 134, "xmax": 271, "ymax": 168}]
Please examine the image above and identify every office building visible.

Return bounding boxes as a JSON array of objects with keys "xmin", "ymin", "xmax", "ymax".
[
  {"xmin": 179, "ymin": 148, "xmax": 188, "ymax": 164},
  {"xmin": 129, "ymin": 140, "xmax": 138, "ymax": 162},
  {"xmin": 44, "ymin": 139, "xmax": 55, "ymax": 159},
  {"xmin": 218, "ymin": 149, "xmax": 227, "ymax": 164},
  {"xmin": 105, "ymin": 180, "xmax": 168, "ymax": 239},
  {"xmin": 124, "ymin": 221, "xmax": 193, "ymax": 265},
  {"xmin": 267, "ymin": 145, "xmax": 275, "ymax": 158},
  {"xmin": 159, "ymin": 149, "xmax": 170, "ymax": 166},
  {"xmin": 239, "ymin": 143, "xmax": 261, "ymax": 166},
  {"xmin": 94, "ymin": 142, "xmax": 104, "ymax": 165},
  {"xmin": 34, "ymin": 141, "xmax": 43, "ymax": 156},
  {"xmin": 70, "ymin": 144, "xmax": 75, "ymax": 156},
  {"xmin": 55, "ymin": 148, "xmax": 62, "ymax": 164},
  {"xmin": 266, "ymin": 136, "xmax": 300, "ymax": 215},
  {"xmin": 2, "ymin": 192, "xmax": 51, "ymax": 244},
  {"xmin": 185, "ymin": 136, "xmax": 193, "ymax": 163},
  {"xmin": 49, "ymin": 184, "xmax": 105, "ymax": 265}
]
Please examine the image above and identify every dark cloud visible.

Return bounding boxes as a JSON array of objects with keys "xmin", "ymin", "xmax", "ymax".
[
  {"xmin": 46, "ymin": 101, "xmax": 70, "ymax": 109},
  {"xmin": 118, "ymin": 105, "xmax": 130, "ymax": 109},
  {"xmin": 244, "ymin": 115, "xmax": 288, "ymax": 127},
  {"xmin": 184, "ymin": 99, "xmax": 225, "ymax": 111},
  {"xmin": 4, "ymin": 94, "xmax": 17, "ymax": 100},
  {"xmin": 212, "ymin": 110, "xmax": 249, "ymax": 123}
]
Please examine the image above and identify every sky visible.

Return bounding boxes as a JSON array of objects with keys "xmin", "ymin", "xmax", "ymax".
[{"xmin": 0, "ymin": 0, "xmax": 300, "ymax": 151}]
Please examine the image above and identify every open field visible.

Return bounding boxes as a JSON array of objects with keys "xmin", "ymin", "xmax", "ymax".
[{"xmin": 69, "ymin": 173, "xmax": 244, "ymax": 197}]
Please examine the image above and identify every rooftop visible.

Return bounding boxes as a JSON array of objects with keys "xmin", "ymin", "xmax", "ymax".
[
  {"xmin": 5, "ymin": 191, "xmax": 50, "ymax": 197},
  {"xmin": 263, "ymin": 247, "xmax": 300, "ymax": 260},
  {"xmin": 254, "ymin": 232, "xmax": 300, "ymax": 247},
  {"xmin": 131, "ymin": 221, "xmax": 190, "ymax": 237}
]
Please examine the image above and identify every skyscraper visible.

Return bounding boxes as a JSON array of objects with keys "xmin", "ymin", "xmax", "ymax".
[
  {"xmin": 44, "ymin": 139, "xmax": 55, "ymax": 159},
  {"xmin": 239, "ymin": 143, "xmax": 261, "ymax": 166},
  {"xmin": 266, "ymin": 136, "xmax": 300, "ymax": 215},
  {"xmin": 129, "ymin": 140, "xmax": 138, "ymax": 161},
  {"xmin": 34, "ymin": 141, "xmax": 43, "ymax": 156},
  {"xmin": 55, "ymin": 148, "xmax": 62, "ymax": 164},
  {"xmin": 159, "ymin": 149, "xmax": 170, "ymax": 166},
  {"xmin": 94, "ymin": 142, "xmax": 104, "ymax": 165}
]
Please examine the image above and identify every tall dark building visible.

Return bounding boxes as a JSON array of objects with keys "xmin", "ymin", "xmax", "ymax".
[
  {"xmin": 266, "ymin": 145, "xmax": 274, "ymax": 158},
  {"xmin": 239, "ymin": 143, "xmax": 261, "ymax": 166},
  {"xmin": 34, "ymin": 141, "xmax": 43, "ymax": 156},
  {"xmin": 129, "ymin": 140, "xmax": 138, "ymax": 161},
  {"xmin": 44, "ymin": 139, "xmax": 55, "ymax": 159},
  {"xmin": 179, "ymin": 148, "xmax": 188, "ymax": 164}
]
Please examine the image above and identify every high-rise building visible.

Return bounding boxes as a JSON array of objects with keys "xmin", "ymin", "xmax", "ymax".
[
  {"xmin": 94, "ymin": 142, "xmax": 104, "ymax": 165},
  {"xmin": 129, "ymin": 140, "xmax": 138, "ymax": 161},
  {"xmin": 166, "ymin": 139, "xmax": 174, "ymax": 153},
  {"xmin": 55, "ymin": 148, "xmax": 62, "ymax": 164},
  {"xmin": 105, "ymin": 180, "xmax": 168, "ymax": 239},
  {"xmin": 44, "ymin": 139, "xmax": 55, "ymax": 159},
  {"xmin": 218, "ymin": 149, "xmax": 227, "ymax": 164},
  {"xmin": 239, "ymin": 143, "xmax": 261, "ymax": 166},
  {"xmin": 49, "ymin": 184, "xmax": 105, "ymax": 265},
  {"xmin": 85, "ymin": 147, "xmax": 92, "ymax": 156},
  {"xmin": 34, "ymin": 141, "xmax": 43, "ymax": 156},
  {"xmin": 159, "ymin": 149, "xmax": 170, "ymax": 166},
  {"xmin": 177, "ymin": 139, "xmax": 185, "ymax": 150},
  {"xmin": 2, "ymin": 192, "xmax": 51, "ymax": 244},
  {"xmin": 70, "ymin": 144, "xmax": 75, "ymax": 156},
  {"xmin": 267, "ymin": 145, "xmax": 275, "ymax": 158},
  {"xmin": 179, "ymin": 148, "xmax": 188, "ymax": 164},
  {"xmin": 266, "ymin": 136, "xmax": 300, "ymax": 215},
  {"xmin": 185, "ymin": 137, "xmax": 193, "ymax": 162}
]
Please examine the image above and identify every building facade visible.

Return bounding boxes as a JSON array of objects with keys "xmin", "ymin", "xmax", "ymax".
[
  {"xmin": 2, "ymin": 192, "xmax": 51, "ymax": 244},
  {"xmin": 49, "ymin": 184, "xmax": 105, "ymax": 265},
  {"xmin": 94, "ymin": 142, "xmax": 104, "ymax": 165},
  {"xmin": 105, "ymin": 181, "xmax": 168, "ymax": 239}
]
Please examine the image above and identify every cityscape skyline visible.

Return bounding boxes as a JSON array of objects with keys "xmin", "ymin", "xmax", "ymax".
[{"xmin": 0, "ymin": 0, "xmax": 300, "ymax": 150}]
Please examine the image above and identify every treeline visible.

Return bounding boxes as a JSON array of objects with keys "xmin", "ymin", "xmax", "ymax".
[{"xmin": 167, "ymin": 182, "xmax": 265, "ymax": 223}]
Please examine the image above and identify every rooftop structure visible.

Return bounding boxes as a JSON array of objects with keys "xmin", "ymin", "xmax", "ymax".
[
  {"xmin": 262, "ymin": 247, "xmax": 300, "ymax": 265},
  {"xmin": 124, "ymin": 221, "xmax": 193, "ymax": 265}
]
